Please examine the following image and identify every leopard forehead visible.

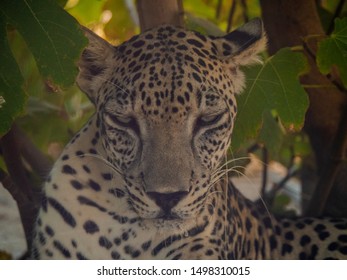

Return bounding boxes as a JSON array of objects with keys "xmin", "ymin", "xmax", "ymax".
[{"xmin": 101, "ymin": 26, "xmax": 237, "ymax": 122}]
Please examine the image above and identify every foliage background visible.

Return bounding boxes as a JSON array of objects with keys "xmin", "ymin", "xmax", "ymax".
[{"xmin": 0, "ymin": 0, "xmax": 310, "ymax": 161}]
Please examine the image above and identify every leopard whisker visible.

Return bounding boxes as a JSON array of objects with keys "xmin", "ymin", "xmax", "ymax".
[
  {"xmin": 73, "ymin": 153, "xmax": 123, "ymax": 176},
  {"xmin": 211, "ymin": 165, "xmax": 247, "ymax": 179},
  {"xmin": 214, "ymin": 156, "xmax": 252, "ymax": 172}
]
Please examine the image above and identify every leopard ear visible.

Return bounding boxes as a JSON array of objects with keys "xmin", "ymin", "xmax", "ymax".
[
  {"xmin": 76, "ymin": 26, "xmax": 115, "ymax": 104},
  {"xmin": 217, "ymin": 18, "xmax": 267, "ymax": 66}
]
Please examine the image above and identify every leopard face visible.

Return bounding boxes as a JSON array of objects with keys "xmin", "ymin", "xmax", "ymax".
[{"xmin": 77, "ymin": 21, "xmax": 266, "ymax": 227}]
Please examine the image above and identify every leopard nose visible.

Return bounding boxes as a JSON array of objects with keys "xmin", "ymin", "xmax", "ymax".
[{"xmin": 147, "ymin": 191, "xmax": 188, "ymax": 212}]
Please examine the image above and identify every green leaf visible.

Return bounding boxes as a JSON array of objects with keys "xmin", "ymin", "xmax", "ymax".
[
  {"xmin": 0, "ymin": 0, "xmax": 88, "ymax": 88},
  {"xmin": 232, "ymin": 48, "xmax": 309, "ymax": 150},
  {"xmin": 257, "ymin": 111, "xmax": 285, "ymax": 158},
  {"xmin": 272, "ymin": 194, "xmax": 292, "ymax": 215},
  {"xmin": 317, "ymin": 17, "xmax": 347, "ymax": 87},
  {"xmin": 0, "ymin": 18, "xmax": 26, "ymax": 135}
]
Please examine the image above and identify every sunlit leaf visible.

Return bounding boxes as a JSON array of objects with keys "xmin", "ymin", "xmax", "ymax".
[
  {"xmin": 0, "ymin": 0, "xmax": 88, "ymax": 88},
  {"xmin": 317, "ymin": 17, "xmax": 347, "ymax": 87},
  {"xmin": 0, "ymin": 18, "xmax": 26, "ymax": 135},
  {"xmin": 232, "ymin": 48, "xmax": 309, "ymax": 150}
]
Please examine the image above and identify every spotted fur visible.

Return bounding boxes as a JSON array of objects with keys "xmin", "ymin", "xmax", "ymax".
[{"xmin": 31, "ymin": 19, "xmax": 347, "ymax": 260}]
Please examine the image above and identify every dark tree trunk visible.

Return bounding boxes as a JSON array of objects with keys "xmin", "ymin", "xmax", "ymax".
[
  {"xmin": 136, "ymin": 0, "xmax": 184, "ymax": 31},
  {"xmin": 260, "ymin": 0, "xmax": 347, "ymax": 216}
]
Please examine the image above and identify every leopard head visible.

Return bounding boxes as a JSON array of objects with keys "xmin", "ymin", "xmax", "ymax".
[{"xmin": 76, "ymin": 19, "xmax": 266, "ymax": 227}]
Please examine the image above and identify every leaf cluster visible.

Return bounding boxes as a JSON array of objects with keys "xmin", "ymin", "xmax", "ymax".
[{"xmin": 0, "ymin": 0, "xmax": 87, "ymax": 136}]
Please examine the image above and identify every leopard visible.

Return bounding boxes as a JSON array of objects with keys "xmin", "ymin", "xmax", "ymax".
[{"xmin": 31, "ymin": 19, "xmax": 347, "ymax": 260}]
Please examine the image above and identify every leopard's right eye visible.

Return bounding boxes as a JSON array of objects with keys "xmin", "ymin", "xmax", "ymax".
[{"xmin": 105, "ymin": 113, "xmax": 139, "ymax": 133}]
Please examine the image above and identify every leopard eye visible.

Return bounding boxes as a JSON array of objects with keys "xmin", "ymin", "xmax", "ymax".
[
  {"xmin": 196, "ymin": 112, "xmax": 224, "ymax": 128},
  {"xmin": 105, "ymin": 113, "xmax": 139, "ymax": 132}
]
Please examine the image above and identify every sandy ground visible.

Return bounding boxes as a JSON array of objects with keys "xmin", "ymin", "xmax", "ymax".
[
  {"xmin": 0, "ymin": 184, "xmax": 27, "ymax": 259},
  {"xmin": 0, "ymin": 157, "xmax": 300, "ymax": 259}
]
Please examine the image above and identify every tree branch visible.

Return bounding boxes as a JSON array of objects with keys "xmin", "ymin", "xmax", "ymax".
[
  {"xmin": 1, "ymin": 127, "xmax": 34, "ymax": 200},
  {"xmin": 0, "ymin": 126, "xmax": 45, "ymax": 254},
  {"xmin": 12, "ymin": 125, "xmax": 52, "ymax": 179},
  {"xmin": 136, "ymin": 0, "xmax": 184, "ymax": 31},
  {"xmin": 240, "ymin": 0, "xmax": 249, "ymax": 22}
]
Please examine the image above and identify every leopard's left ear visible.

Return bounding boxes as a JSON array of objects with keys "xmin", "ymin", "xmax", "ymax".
[
  {"xmin": 77, "ymin": 26, "xmax": 115, "ymax": 104},
  {"xmin": 217, "ymin": 18, "xmax": 267, "ymax": 66}
]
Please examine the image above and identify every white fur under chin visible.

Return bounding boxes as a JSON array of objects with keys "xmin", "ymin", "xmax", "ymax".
[{"xmin": 139, "ymin": 218, "xmax": 195, "ymax": 237}]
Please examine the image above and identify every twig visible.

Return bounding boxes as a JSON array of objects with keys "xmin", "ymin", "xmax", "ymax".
[
  {"xmin": 327, "ymin": 0, "xmax": 346, "ymax": 34},
  {"xmin": 266, "ymin": 169, "xmax": 299, "ymax": 207},
  {"xmin": 251, "ymin": 144, "xmax": 300, "ymax": 209},
  {"xmin": 240, "ymin": 0, "xmax": 249, "ymax": 22},
  {"xmin": 226, "ymin": 0, "xmax": 237, "ymax": 33},
  {"xmin": 215, "ymin": 0, "xmax": 223, "ymax": 20},
  {"xmin": 248, "ymin": 143, "xmax": 268, "ymax": 198},
  {"xmin": 326, "ymin": 74, "xmax": 347, "ymax": 95},
  {"xmin": 272, "ymin": 147, "xmax": 297, "ymax": 195}
]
